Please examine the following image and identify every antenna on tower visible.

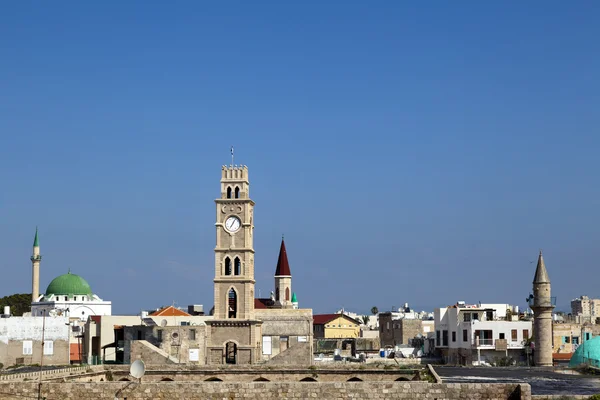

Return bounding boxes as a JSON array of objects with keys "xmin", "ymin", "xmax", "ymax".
[{"xmin": 231, "ymin": 146, "xmax": 234, "ymax": 166}]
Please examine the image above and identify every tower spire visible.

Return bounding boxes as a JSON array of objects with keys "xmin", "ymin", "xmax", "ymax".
[
  {"xmin": 31, "ymin": 227, "xmax": 42, "ymax": 302},
  {"xmin": 275, "ymin": 238, "xmax": 291, "ymax": 276},
  {"xmin": 533, "ymin": 250, "xmax": 550, "ymax": 284}
]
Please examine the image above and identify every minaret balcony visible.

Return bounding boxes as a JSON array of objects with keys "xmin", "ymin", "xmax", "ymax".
[
  {"xmin": 527, "ymin": 296, "xmax": 556, "ymax": 308},
  {"xmin": 30, "ymin": 255, "xmax": 42, "ymax": 262}
]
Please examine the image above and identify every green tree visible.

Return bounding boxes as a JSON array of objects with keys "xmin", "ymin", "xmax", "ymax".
[
  {"xmin": 361, "ymin": 315, "xmax": 369, "ymax": 325},
  {"xmin": 371, "ymin": 306, "xmax": 378, "ymax": 315},
  {"xmin": 0, "ymin": 293, "xmax": 32, "ymax": 316}
]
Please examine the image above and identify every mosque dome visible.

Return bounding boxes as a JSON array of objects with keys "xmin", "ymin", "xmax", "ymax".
[
  {"xmin": 569, "ymin": 336, "xmax": 600, "ymax": 367},
  {"xmin": 45, "ymin": 271, "xmax": 93, "ymax": 297}
]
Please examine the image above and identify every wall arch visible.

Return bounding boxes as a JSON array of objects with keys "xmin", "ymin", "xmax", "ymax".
[
  {"xmin": 347, "ymin": 377, "xmax": 363, "ymax": 382},
  {"xmin": 300, "ymin": 377, "xmax": 317, "ymax": 382},
  {"xmin": 395, "ymin": 377, "xmax": 410, "ymax": 381},
  {"xmin": 253, "ymin": 377, "xmax": 270, "ymax": 382},
  {"xmin": 160, "ymin": 378, "xmax": 174, "ymax": 382},
  {"xmin": 205, "ymin": 377, "xmax": 223, "ymax": 382}
]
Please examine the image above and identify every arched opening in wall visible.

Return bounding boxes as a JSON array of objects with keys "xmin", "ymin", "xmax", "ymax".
[
  {"xmin": 227, "ymin": 187, "xmax": 232, "ymax": 199},
  {"xmin": 228, "ymin": 289, "xmax": 237, "ymax": 318},
  {"xmin": 300, "ymin": 377, "xmax": 317, "ymax": 382},
  {"xmin": 395, "ymin": 377, "xmax": 410, "ymax": 381},
  {"xmin": 225, "ymin": 257, "xmax": 231, "ymax": 275},
  {"xmin": 205, "ymin": 377, "xmax": 223, "ymax": 382},
  {"xmin": 254, "ymin": 377, "xmax": 270, "ymax": 382},
  {"xmin": 347, "ymin": 377, "xmax": 363, "ymax": 382},
  {"xmin": 119, "ymin": 378, "xmax": 130, "ymax": 381},
  {"xmin": 225, "ymin": 342, "xmax": 237, "ymax": 364},
  {"xmin": 160, "ymin": 378, "xmax": 174, "ymax": 381},
  {"xmin": 234, "ymin": 186, "xmax": 240, "ymax": 198},
  {"xmin": 285, "ymin": 287, "xmax": 290, "ymax": 301},
  {"xmin": 234, "ymin": 257, "xmax": 241, "ymax": 275},
  {"xmin": 275, "ymin": 287, "xmax": 280, "ymax": 301}
]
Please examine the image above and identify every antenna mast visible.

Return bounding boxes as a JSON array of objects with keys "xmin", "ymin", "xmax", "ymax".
[{"xmin": 231, "ymin": 146, "xmax": 234, "ymax": 166}]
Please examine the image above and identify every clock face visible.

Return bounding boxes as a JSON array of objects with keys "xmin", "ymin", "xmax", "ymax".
[{"xmin": 225, "ymin": 216, "xmax": 241, "ymax": 233}]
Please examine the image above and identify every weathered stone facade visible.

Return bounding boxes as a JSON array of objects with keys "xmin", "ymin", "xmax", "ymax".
[{"xmin": 0, "ymin": 381, "xmax": 531, "ymax": 400}]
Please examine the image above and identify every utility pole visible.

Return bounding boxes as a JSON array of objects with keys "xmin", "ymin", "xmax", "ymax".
[{"xmin": 38, "ymin": 309, "xmax": 46, "ymax": 400}]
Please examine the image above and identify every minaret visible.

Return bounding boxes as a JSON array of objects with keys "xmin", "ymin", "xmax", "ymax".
[
  {"xmin": 274, "ymin": 237, "xmax": 292, "ymax": 309},
  {"xmin": 531, "ymin": 250, "xmax": 554, "ymax": 367},
  {"xmin": 30, "ymin": 228, "xmax": 42, "ymax": 302},
  {"xmin": 291, "ymin": 292, "xmax": 298, "ymax": 309}
]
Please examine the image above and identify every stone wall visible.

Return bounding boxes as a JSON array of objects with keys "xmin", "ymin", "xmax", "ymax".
[{"xmin": 0, "ymin": 381, "xmax": 531, "ymax": 400}]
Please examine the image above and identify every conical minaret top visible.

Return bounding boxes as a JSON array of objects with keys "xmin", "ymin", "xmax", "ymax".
[
  {"xmin": 533, "ymin": 250, "xmax": 550, "ymax": 284},
  {"xmin": 33, "ymin": 227, "xmax": 39, "ymax": 248}
]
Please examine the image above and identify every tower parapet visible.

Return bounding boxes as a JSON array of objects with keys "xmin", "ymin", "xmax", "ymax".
[{"xmin": 220, "ymin": 165, "xmax": 250, "ymax": 199}]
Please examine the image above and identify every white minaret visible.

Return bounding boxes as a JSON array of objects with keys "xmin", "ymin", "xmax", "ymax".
[
  {"xmin": 531, "ymin": 250, "xmax": 554, "ymax": 367},
  {"xmin": 31, "ymin": 228, "xmax": 42, "ymax": 302}
]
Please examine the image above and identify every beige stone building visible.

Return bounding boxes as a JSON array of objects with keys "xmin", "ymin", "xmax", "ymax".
[{"xmin": 571, "ymin": 296, "xmax": 600, "ymax": 323}]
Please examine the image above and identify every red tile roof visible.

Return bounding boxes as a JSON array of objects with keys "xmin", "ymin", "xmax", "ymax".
[
  {"xmin": 313, "ymin": 313, "xmax": 361, "ymax": 325},
  {"xmin": 149, "ymin": 305, "xmax": 191, "ymax": 317},
  {"xmin": 553, "ymin": 353, "xmax": 573, "ymax": 361},
  {"xmin": 255, "ymin": 298, "xmax": 274, "ymax": 309},
  {"xmin": 275, "ymin": 239, "xmax": 291, "ymax": 276}
]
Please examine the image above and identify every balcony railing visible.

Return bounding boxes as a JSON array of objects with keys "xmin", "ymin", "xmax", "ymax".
[{"xmin": 527, "ymin": 296, "xmax": 557, "ymax": 308}]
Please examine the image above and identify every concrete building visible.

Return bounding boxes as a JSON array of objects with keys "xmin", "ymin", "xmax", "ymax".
[
  {"xmin": 551, "ymin": 322, "xmax": 600, "ymax": 363},
  {"xmin": 528, "ymin": 251, "xmax": 555, "ymax": 367},
  {"xmin": 571, "ymin": 295, "xmax": 600, "ymax": 323},
  {"xmin": 313, "ymin": 314, "xmax": 361, "ymax": 339},
  {"xmin": 434, "ymin": 302, "xmax": 532, "ymax": 365},
  {"xmin": 0, "ymin": 312, "xmax": 70, "ymax": 367}
]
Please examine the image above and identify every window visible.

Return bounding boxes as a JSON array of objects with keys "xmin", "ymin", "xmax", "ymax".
[
  {"xmin": 228, "ymin": 288, "xmax": 237, "ymax": 318},
  {"xmin": 499, "ymin": 333, "xmax": 505, "ymax": 340},
  {"xmin": 562, "ymin": 336, "xmax": 571, "ymax": 344},
  {"xmin": 74, "ymin": 296, "xmax": 77, "ymax": 301},
  {"xmin": 463, "ymin": 329, "xmax": 468, "ymax": 342},
  {"xmin": 586, "ymin": 332, "xmax": 591, "ymax": 341},
  {"xmin": 262, "ymin": 336, "xmax": 272, "ymax": 355},
  {"xmin": 234, "ymin": 257, "xmax": 241, "ymax": 275},
  {"xmin": 285, "ymin": 287, "xmax": 290, "ymax": 301},
  {"xmin": 573, "ymin": 336, "xmax": 580, "ymax": 345},
  {"xmin": 157, "ymin": 330, "xmax": 163, "ymax": 341},
  {"xmin": 472, "ymin": 313, "xmax": 479, "ymax": 320},
  {"xmin": 23, "ymin": 340, "xmax": 33, "ymax": 355},
  {"xmin": 137, "ymin": 330, "xmax": 143, "ymax": 340},
  {"xmin": 386, "ymin": 322, "xmax": 390, "ymax": 331},
  {"xmin": 227, "ymin": 187, "xmax": 232, "ymax": 199},
  {"xmin": 523, "ymin": 329, "xmax": 529, "ymax": 340},
  {"xmin": 511, "ymin": 329, "xmax": 518, "ymax": 342},
  {"xmin": 189, "ymin": 329, "xmax": 196, "ymax": 340},
  {"xmin": 436, "ymin": 330, "xmax": 441, "ymax": 346},
  {"xmin": 463, "ymin": 313, "xmax": 471, "ymax": 322},
  {"xmin": 452, "ymin": 331, "xmax": 456, "ymax": 342},
  {"xmin": 225, "ymin": 257, "xmax": 232, "ymax": 275},
  {"xmin": 442, "ymin": 330, "xmax": 448, "ymax": 346},
  {"xmin": 234, "ymin": 187, "xmax": 240, "ymax": 198},
  {"xmin": 44, "ymin": 341, "xmax": 53, "ymax": 355}
]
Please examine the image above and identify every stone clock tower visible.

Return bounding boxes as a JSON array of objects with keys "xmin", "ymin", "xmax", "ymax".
[{"xmin": 206, "ymin": 165, "xmax": 262, "ymax": 365}]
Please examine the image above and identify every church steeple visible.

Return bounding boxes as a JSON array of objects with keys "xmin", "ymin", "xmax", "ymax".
[
  {"xmin": 533, "ymin": 250, "xmax": 550, "ymax": 284},
  {"xmin": 274, "ymin": 237, "xmax": 292, "ymax": 308},
  {"xmin": 33, "ymin": 227, "xmax": 39, "ymax": 248},
  {"xmin": 275, "ymin": 238, "xmax": 292, "ymax": 277}
]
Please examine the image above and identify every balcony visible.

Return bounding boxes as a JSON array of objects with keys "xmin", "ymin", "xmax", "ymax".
[{"xmin": 527, "ymin": 296, "xmax": 557, "ymax": 308}]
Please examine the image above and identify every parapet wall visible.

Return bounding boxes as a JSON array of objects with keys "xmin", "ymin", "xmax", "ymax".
[{"xmin": 0, "ymin": 381, "xmax": 531, "ymax": 400}]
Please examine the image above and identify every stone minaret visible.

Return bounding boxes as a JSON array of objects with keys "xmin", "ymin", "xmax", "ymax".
[
  {"xmin": 30, "ymin": 228, "xmax": 42, "ymax": 302},
  {"xmin": 531, "ymin": 250, "xmax": 554, "ymax": 367},
  {"xmin": 274, "ymin": 237, "xmax": 292, "ymax": 309}
]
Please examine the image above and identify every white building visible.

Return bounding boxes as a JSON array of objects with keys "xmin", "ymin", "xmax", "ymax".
[
  {"xmin": 31, "ymin": 271, "xmax": 112, "ymax": 321},
  {"xmin": 434, "ymin": 302, "xmax": 532, "ymax": 365}
]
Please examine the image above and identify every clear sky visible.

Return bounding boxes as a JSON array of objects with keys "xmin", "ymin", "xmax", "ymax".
[{"xmin": 1, "ymin": 1, "xmax": 599, "ymax": 315}]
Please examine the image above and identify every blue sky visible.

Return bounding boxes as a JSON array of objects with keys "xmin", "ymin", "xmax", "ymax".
[{"xmin": 1, "ymin": 1, "xmax": 599, "ymax": 315}]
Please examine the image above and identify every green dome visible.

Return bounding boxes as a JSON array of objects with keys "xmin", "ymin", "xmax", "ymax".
[
  {"xmin": 569, "ymin": 336, "xmax": 600, "ymax": 368},
  {"xmin": 45, "ymin": 272, "xmax": 92, "ymax": 297}
]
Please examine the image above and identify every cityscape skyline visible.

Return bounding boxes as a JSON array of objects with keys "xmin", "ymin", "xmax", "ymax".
[{"xmin": 1, "ymin": 2, "xmax": 599, "ymax": 315}]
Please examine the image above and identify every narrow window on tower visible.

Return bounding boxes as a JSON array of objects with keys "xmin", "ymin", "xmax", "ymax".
[
  {"xmin": 228, "ymin": 288, "xmax": 237, "ymax": 318},
  {"xmin": 225, "ymin": 257, "xmax": 232, "ymax": 275},
  {"xmin": 276, "ymin": 287, "xmax": 280, "ymax": 301},
  {"xmin": 234, "ymin": 257, "xmax": 241, "ymax": 275},
  {"xmin": 234, "ymin": 186, "xmax": 240, "ymax": 199},
  {"xmin": 285, "ymin": 287, "xmax": 290, "ymax": 301},
  {"xmin": 227, "ymin": 187, "xmax": 232, "ymax": 199}
]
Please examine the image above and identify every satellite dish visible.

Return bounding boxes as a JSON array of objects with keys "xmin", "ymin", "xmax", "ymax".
[
  {"xmin": 130, "ymin": 359, "xmax": 146, "ymax": 379},
  {"xmin": 161, "ymin": 319, "xmax": 168, "ymax": 327}
]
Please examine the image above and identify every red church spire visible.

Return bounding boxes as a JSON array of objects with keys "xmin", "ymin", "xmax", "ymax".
[{"xmin": 275, "ymin": 237, "xmax": 291, "ymax": 276}]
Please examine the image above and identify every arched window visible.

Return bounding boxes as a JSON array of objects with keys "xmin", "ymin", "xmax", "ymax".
[
  {"xmin": 285, "ymin": 287, "xmax": 290, "ymax": 301},
  {"xmin": 228, "ymin": 289, "xmax": 237, "ymax": 318},
  {"xmin": 225, "ymin": 257, "xmax": 231, "ymax": 275},
  {"xmin": 234, "ymin": 186, "xmax": 240, "ymax": 198},
  {"xmin": 225, "ymin": 341, "xmax": 237, "ymax": 364},
  {"xmin": 234, "ymin": 257, "xmax": 241, "ymax": 275},
  {"xmin": 275, "ymin": 287, "xmax": 280, "ymax": 301},
  {"xmin": 226, "ymin": 187, "xmax": 232, "ymax": 199}
]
